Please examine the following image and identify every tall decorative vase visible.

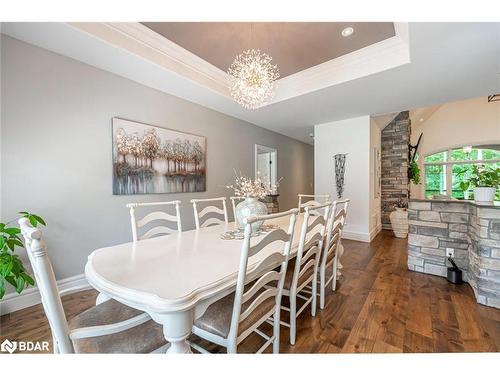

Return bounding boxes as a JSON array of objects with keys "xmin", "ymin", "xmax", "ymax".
[
  {"xmin": 235, "ymin": 197, "xmax": 268, "ymax": 231},
  {"xmin": 390, "ymin": 207, "xmax": 408, "ymax": 238}
]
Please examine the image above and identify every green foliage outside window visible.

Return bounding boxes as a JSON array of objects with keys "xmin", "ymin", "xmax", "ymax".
[{"xmin": 424, "ymin": 146, "xmax": 500, "ymax": 201}]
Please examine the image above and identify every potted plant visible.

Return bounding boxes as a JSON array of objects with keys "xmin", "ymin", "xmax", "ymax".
[
  {"xmin": 0, "ymin": 212, "xmax": 46, "ymax": 299},
  {"xmin": 459, "ymin": 164, "xmax": 500, "ymax": 203},
  {"xmin": 409, "ymin": 161, "xmax": 421, "ymax": 185},
  {"xmin": 389, "ymin": 199, "xmax": 408, "ymax": 238}
]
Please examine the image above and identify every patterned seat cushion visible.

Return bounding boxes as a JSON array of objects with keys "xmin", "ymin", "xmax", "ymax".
[
  {"xmin": 193, "ymin": 291, "xmax": 276, "ymax": 339},
  {"xmin": 68, "ymin": 299, "xmax": 166, "ymax": 353},
  {"xmin": 283, "ymin": 259, "xmax": 315, "ymax": 290}
]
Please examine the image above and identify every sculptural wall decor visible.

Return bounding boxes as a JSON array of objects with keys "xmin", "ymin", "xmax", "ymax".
[{"xmin": 334, "ymin": 153, "xmax": 347, "ymax": 198}]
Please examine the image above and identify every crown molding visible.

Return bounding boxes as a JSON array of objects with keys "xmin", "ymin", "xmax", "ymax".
[
  {"xmin": 69, "ymin": 22, "xmax": 230, "ymax": 97},
  {"xmin": 68, "ymin": 22, "xmax": 411, "ymax": 107},
  {"xmin": 273, "ymin": 23, "xmax": 410, "ymax": 103}
]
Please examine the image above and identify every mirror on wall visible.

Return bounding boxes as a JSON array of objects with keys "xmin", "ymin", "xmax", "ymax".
[{"xmin": 255, "ymin": 144, "xmax": 277, "ymax": 191}]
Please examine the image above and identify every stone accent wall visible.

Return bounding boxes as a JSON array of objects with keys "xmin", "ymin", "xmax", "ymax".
[
  {"xmin": 408, "ymin": 199, "xmax": 500, "ymax": 308},
  {"xmin": 381, "ymin": 111, "xmax": 410, "ymax": 229}
]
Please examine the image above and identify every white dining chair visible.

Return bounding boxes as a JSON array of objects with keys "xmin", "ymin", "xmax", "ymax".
[
  {"xmin": 189, "ymin": 209, "xmax": 298, "ymax": 354},
  {"xmin": 317, "ymin": 199, "xmax": 350, "ymax": 309},
  {"xmin": 297, "ymin": 194, "xmax": 330, "ymax": 216},
  {"xmin": 229, "ymin": 196, "xmax": 245, "ymax": 220},
  {"xmin": 18, "ymin": 218, "xmax": 168, "ymax": 354},
  {"xmin": 279, "ymin": 202, "xmax": 331, "ymax": 345},
  {"xmin": 191, "ymin": 197, "xmax": 228, "ymax": 229},
  {"xmin": 331, "ymin": 199, "xmax": 350, "ymax": 281},
  {"xmin": 126, "ymin": 200, "xmax": 182, "ymax": 242}
]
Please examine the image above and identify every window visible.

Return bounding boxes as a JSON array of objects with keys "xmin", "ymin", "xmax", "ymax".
[{"xmin": 424, "ymin": 145, "xmax": 500, "ymax": 200}]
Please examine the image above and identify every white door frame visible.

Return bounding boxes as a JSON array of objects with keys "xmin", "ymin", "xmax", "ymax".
[{"xmin": 255, "ymin": 144, "xmax": 278, "ymax": 188}]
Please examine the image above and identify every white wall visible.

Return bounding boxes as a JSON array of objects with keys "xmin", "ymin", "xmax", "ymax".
[
  {"xmin": 315, "ymin": 115, "xmax": 380, "ymax": 242},
  {"xmin": 410, "ymin": 97, "xmax": 500, "ymax": 198},
  {"xmin": 0, "ymin": 35, "xmax": 314, "ymax": 281},
  {"xmin": 369, "ymin": 118, "xmax": 382, "ymax": 236}
]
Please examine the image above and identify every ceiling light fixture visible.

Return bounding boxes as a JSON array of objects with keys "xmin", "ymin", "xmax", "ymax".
[
  {"xmin": 228, "ymin": 49, "xmax": 280, "ymax": 110},
  {"xmin": 341, "ymin": 27, "xmax": 354, "ymax": 37},
  {"xmin": 419, "ymin": 118, "xmax": 424, "ymax": 122}
]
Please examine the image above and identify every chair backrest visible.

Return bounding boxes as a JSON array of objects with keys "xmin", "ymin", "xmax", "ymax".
[
  {"xmin": 126, "ymin": 200, "xmax": 182, "ymax": 241},
  {"xmin": 229, "ymin": 196, "xmax": 245, "ymax": 218},
  {"xmin": 18, "ymin": 218, "xmax": 74, "ymax": 353},
  {"xmin": 297, "ymin": 194, "xmax": 330, "ymax": 216},
  {"xmin": 191, "ymin": 197, "xmax": 228, "ymax": 229},
  {"xmin": 321, "ymin": 199, "xmax": 350, "ymax": 268},
  {"xmin": 290, "ymin": 202, "xmax": 332, "ymax": 291},
  {"xmin": 228, "ymin": 209, "xmax": 298, "ymax": 340}
]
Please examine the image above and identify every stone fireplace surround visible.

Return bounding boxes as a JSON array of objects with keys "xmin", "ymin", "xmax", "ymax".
[{"xmin": 408, "ymin": 199, "xmax": 500, "ymax": 309}]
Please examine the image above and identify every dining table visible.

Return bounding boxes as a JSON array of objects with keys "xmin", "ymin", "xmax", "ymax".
[{"xmin": 84, "ymin": 213, "xmax": 315, "ymax": 354}]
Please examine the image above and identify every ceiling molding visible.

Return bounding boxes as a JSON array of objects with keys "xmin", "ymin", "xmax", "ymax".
[
  {"xmin": 69, "ymin": 22, "xmax": 411, "ymax": 106},
  {"xmin": 70, "ymin": 22, "xmax": 230, "ymax": 97},
  {"xmin": 273, "ymin": 23, "xmax": 410, "ymax": 103}
]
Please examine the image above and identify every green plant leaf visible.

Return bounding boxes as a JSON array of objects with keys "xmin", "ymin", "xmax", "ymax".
[
  {"xmin": 0, "ymin": 278, "xmax": 5, "ymax": 299},
  {"xmin": 31, "ymin": 215, "xmax": 46, "ymax": 226},
  {"xmin": 0, "ymin": 260, "xmax": 13, "ymax": 277},
  {"xmin": 15, "ymin": 276, "xmax": 25, "ymax": 294},
  {"xmin": 21, "ymin": 272, "xmax": 35, "ymax": 286},
  {"xmin": 28, "ymin": 215, "xmax": 38, "ymax": 227}
]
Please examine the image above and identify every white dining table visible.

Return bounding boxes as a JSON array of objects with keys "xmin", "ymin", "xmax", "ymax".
[{"xmin": 85, "ymin": 214, "xmax": 312, "ymax": 354}]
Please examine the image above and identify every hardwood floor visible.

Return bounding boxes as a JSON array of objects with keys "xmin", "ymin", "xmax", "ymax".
[{"xmin": 1, "ymin": 230, "xmax": 499, "ymax": 353}]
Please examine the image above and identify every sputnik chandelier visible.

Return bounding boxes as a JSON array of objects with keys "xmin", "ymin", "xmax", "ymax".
[{"xmin": 227, "ymin": 23, "xmax": 280, "ymax": 110}]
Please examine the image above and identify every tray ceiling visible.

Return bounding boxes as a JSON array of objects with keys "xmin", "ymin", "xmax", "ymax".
[{"xmin": 141, "ymin": 22, "xmax": 395, "ymax": 78}]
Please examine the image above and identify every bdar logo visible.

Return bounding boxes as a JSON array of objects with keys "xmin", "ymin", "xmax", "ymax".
[{"xmin": 1, "ymin": 339, "xmax": 17, "ymax": 354}]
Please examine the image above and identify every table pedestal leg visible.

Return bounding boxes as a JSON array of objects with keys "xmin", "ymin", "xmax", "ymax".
[{"xmin": 151, "ymin": 310, "xmax": 194, "ymax": 354}]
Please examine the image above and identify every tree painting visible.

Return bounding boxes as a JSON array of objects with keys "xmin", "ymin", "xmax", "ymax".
[{"xmin": 112, "ymin": 118, "xmax": 206, "ymax": 195}]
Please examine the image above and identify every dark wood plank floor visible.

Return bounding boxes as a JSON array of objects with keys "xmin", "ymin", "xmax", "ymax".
[{"xmin": 1, "ymin": 230, "xmax": 499, "ymax": 353}]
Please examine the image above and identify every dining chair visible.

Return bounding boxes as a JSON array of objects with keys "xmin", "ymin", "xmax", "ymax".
[
  {"xmin": 191, "ymin": 197, "xmax": 228, "ymax": 229},
  {"xmin": 126, "ymin": 200, "xmax": 182, "ymax": 242},
  {"xmin": 297, "ymin": 194, "xmax": 330, "ymax": 216},
  {"xmin": 279, "ymin": 202, "xmax": 331, "ymax": 345},
  {"xmin": 331, "ymin": 199, "xmax": 350, "ymax": 281},
  {"xmin": 229, "ymin": 196, "xmax": 245, "ymax": 220},
  {"xmin": 189, "ymin": 209, "xmax": 298, "ymax": 354},
  {"xmin": 18, "ymin": 218, "xmax": 168, "ymax": 354},
  {"xmin": 318, "ymin": 199, "xmax": 350, "ymax": 309}
]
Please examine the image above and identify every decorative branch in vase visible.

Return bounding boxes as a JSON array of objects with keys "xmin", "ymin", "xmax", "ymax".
[
  {"xmin": 0, "ymin": 212, "xmax": 46, "ymax": 299},
  {"xmin": 226, "ymin": 172, "xmax": 270, "ymax": 231}
]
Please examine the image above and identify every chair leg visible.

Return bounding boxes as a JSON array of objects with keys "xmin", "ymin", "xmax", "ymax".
[
  {"xmin": 290, "ymin": 293, "xmax": 297, "ymax": 345},
  {"xmin": 332, "ymin": 255, "xmax": 338, "ymax": 291},
  {"xmin": 311, "ymin": 273, "xmax": 317, "ymax": 317},
  {"xmin": 227, "ymin": 341, "xmax": 237, "ymax": 354},
  {"xmin": 319, "ymin": 266, "xmax": 326, "ymax": 310},
  {"xmin": 273, "ymin": 308, "xmax": 281, "ymax": 353}
]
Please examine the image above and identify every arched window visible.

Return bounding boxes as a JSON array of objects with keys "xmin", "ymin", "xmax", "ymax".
[{"xmin": 424, "ymin": 145, "xmax": 500, "ymax": 200}]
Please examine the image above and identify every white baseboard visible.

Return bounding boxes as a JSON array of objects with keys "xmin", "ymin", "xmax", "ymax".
[
  {"xmin": 342, "ymin": 230, "xmax": 371, "ymax": 242},
  {"xmin": 342, "ymin": 223, "xmax": 382, "ymax": 243},
  {"xmin": 0, "ymin": 274, "xmax": 90, "ymax": 315}
]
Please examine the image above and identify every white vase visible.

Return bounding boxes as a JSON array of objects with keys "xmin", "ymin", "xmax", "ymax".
[
  {"xmin": 474, "ymin": 187, "xmax": 496, "ymax": 203},
  {"xmin": 390, "ymin": 207, "xmax": 408, "ymax": 238},
  {"xmin": 235, "ymin": 197, "xmax": 268, "ymax": 231}
]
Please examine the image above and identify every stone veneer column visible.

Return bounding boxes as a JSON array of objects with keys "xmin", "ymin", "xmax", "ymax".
[
  {"xmin": 408, "ymin": 199, "xmax": 500, "ymax": 308},
  {"xmin": 381, "ymin": 111, "xmax": 410, "ymax": 229}
]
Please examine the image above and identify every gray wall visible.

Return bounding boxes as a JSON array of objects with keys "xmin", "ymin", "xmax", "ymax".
[{"xmin": 0, "ymin": 35, "xmax": 313, "ymax": 279}]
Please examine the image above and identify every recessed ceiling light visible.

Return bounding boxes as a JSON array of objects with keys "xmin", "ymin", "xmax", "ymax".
[
  {"xmin": 341, "ymin": 27, "xmax": 354, "ymax": 37},
  {"xmin": 419, "ymin": 118, "xmax": 424, "ymax": 122}
]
